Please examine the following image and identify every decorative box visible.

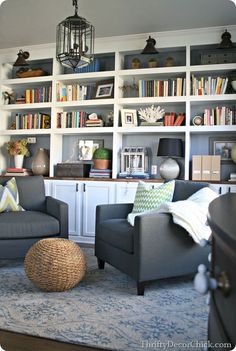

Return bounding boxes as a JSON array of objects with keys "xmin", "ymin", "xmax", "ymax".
[
  {"xmin": 55, "ymin": 163, "xmax": 91, "ymax": 177},
  {"xmin": 201, "ymin": 51, "xmax": 236, "ymax": 65}
]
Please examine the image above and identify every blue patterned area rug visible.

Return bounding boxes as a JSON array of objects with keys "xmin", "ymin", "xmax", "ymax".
[{"xmin": 0, "ymin": 248, "xmax": 208, "ymax": 351}]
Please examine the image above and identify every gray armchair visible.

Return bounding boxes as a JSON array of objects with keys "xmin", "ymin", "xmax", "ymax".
[
  {"xmin": 95, "ymin": 180, "xmax": 210, "ymax": 295},
  {"xmin": 0, "ymin": 175, "xmax": 68, "ymax": 259}
]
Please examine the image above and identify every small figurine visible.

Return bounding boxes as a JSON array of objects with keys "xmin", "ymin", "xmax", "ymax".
[
  {"xmin": 148, "ymin": 58, "xmax": 157, "ymax": 68},
  {"xmin": 165, "ymin": 57, "xmax": 174, "ymax": 67},
  {"xmin": 3, "ymin": 91, "xmax": 15, "ymax": 104},
  {"xmin": 131, "ymin": 58, "xmax": 141, "ymax": 69}
]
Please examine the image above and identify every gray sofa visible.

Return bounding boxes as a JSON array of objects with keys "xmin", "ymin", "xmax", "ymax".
[
  {"xmin": 0, "ymin": 175, "xmax": 68, "ymax": 259},
  {"xmin": 95, "ymin": 180, "xmax": 211, "ymax": 295}
]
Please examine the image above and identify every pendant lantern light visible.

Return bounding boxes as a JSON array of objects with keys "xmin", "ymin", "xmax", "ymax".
[{"xmin": 56, "ymin": 0, "xmax": 95, "ymax": 71}]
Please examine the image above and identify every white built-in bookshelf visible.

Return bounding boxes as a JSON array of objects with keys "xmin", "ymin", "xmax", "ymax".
[{"xmin": 0, "ymin": 25, "xmax": 236, "ymax": 181}]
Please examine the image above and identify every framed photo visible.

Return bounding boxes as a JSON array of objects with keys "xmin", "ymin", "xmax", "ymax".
[
  {"xmin": 95, "ymin": 80, "xmax": 114, "ymax": 99},
  {"xmin": 78, "ymin": 139, "xmax": 104, "ymax": 160},
  {"xmin": 121, "ymin": 109, "xmax": 138, "ymax": 127},
  {"xmin": 209, "ymin": 137, "xmax": 236, "ymax": 163}
]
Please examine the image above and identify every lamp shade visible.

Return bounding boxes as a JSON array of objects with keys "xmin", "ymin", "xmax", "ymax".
[{"xmin": 157, "ymin": 138, "xmax": 183, "ymax": 158}]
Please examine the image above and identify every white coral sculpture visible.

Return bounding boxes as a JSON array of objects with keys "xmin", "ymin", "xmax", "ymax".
[{"xmin": 138, "ymin": 105, "xmax": 165, "ymax": 123}]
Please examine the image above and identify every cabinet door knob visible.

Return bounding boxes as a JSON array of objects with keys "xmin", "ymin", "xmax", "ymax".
[
  {"xmin": 194, "ymin": 264, "xmax": 231, "ymax": 296},
  {"xmin": 194, "ymin": 264, "xmax": 217, "ymax": 294}
]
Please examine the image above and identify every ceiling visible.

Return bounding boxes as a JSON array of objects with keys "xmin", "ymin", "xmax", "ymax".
[{"xmin": 0, "ymin": 0, "xmax": 235, "ymax": 49}]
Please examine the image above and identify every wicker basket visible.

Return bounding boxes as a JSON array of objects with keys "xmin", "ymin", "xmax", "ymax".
[{"xmin": 24, "ymin": 238, "xmax": 86, "ymax": 292}]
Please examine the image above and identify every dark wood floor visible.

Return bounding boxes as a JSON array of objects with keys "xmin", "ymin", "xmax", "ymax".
[{"xmin": 0, "ymin": 330, "xmax": 108, "ymax": 351}]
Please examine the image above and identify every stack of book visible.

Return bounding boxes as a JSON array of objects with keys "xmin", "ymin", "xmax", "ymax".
[
  {"xmin": 85, "ymin": 119, "xmax": 104, "ymax": 127},
  {"xmin": 229, "ymin": 173, "xmax": 236, "ymax": 182},
  {"xmin": 4, "ymin": 168, "xmax": 33, "ymax": 176},
  {"xmin": 118, "ymin": 171, "xmax": 150, "ymax": 179},
  {"xmin": 89, "ymin": 168, "xmax": 112, "ymax": 178}
]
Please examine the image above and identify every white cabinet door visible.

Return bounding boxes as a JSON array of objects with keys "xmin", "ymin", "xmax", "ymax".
[
  {"xmin": 211, "ymin": 184, "xmax": 236, "ymax": 195},
  {"xmin": 115, "ymin": 182, "xmax": 138, "ymax": 203},
  {"xmin": 52, "ymin": 180, "xmax": 80, "ymax": 237},
  {"xmin": 115, "ymin": 181, "xmax": 163, "ymax": 203},
  {"xmin": 44, "ymin": 179, "xmax": 52, "ymax": 196},
  {"xmin": 82, "ymin": 181, "xmax": 115, "ymax": 237}
]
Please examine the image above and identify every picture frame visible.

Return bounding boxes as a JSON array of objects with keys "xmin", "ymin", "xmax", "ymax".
[
  {"xmin": 78, "ymin": 139, "xmax": 104, "ymax": 160},
  {"xmin": 121, "ymin": 109, "xmax": 138, "ymax": 127},
  {"xmin": 209, "ymin": 137, "xmax": 236, "ymax": 163},
  {"xmin": 95, "ymin": 80, "xmax": 114, "ymax": 99}
]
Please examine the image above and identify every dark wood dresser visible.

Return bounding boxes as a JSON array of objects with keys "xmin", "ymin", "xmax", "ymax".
[{"xmin": 207, "ymin": 193, "xmax": 236, "ymax": 350}]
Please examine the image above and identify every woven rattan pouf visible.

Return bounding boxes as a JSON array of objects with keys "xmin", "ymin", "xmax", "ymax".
[{"xmin": 24, "ymin": 238, "xmax": 86, "ymax": 292}]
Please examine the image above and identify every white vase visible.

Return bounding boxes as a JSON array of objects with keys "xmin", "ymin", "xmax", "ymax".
[
  {"xmin": 14, "ymin": 154, "xmax": 24, "ymax": 168},
  {"xmin": 31, "ymin": 148, "xmax": 49, "ymax": 176},
  {"xmin": 231, "ymin": 144, "xmax": 236, "ymax": 164}
]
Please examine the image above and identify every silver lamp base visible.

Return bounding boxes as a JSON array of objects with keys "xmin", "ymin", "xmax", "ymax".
[{"xmin": 159, "ymin": 158, "xmax": 180, "ymax": 180}]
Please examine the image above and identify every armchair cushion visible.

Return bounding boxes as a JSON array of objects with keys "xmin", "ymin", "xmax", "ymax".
[
  {"xmin": 0, "ymin": 211, "xmax": 59, "ymax": 239},
  {"xmin": 98, "ymin": 219, "xmax": 134, "ymax": 254},
  {"xmin": 127, "ymin": 180, "xmax": 175, "ymax": 226},
  {"xmin": 15, "ymin": 175, "xmax": 46, "ymax": 212},
  {"xmin": 0, "ymin": 177, "xmax": 23, "ymax": 213}
]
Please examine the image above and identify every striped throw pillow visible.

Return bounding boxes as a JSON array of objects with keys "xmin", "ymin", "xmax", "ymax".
[
  {"xmin": 127, "ymin": 180, "xmax": 175, "ymax": 226},
  {"xmin": 0, "ymin": 177, "xmax": 23, "ymax": 213}
]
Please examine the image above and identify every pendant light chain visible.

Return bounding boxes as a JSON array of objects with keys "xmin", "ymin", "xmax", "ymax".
[{"xmin": 73, "ymin": 0, "xmax": 78, "ymax": 15}]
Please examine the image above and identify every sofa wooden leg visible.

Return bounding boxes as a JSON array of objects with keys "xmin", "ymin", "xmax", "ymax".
[
  {"xmin": 97, "ymin": 258, "xmax": 105, "ymax": 269},
  {"xmin": 137, "ymin": 282, "xmax": 145, "ymax": 296}
]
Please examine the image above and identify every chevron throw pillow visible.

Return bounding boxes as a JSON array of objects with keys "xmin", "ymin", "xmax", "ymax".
[
  {"xmin": 0, "ymin": 177, "xmax": 23, "ymax": 213},
  {"xmin": 127, "ymin": 180, "xmax": 175, "ymax": 226}
]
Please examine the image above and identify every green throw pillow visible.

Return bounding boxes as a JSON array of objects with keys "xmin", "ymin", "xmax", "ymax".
[
  {"xmin": 127, "ymin": 180, "xmax": 175, "ymax": 226},
  {"xmin": 0, "ymin": 177, "xmax": 23, "ymax": 213}
]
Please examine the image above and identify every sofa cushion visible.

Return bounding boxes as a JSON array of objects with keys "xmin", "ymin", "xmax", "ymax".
[
  {"xmin": 15, "ymin": 175, "xmax": 46, "ymax": 212},
  {"xmin": 0, "ymin": 177, "xmax": 23, "ymax": 213},
  {"xmin": 0, "ymin": 211, "xmax": 59, "ymax": 239},
  {"xmin": 127, "ymin": 180, "xmax": 175, "ymax": 226},
  {"xmin": 98, "ymin": 219, "xmax": 134, "ymax": 254}
]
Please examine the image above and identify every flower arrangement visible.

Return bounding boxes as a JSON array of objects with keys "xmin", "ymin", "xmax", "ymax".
[
  {"xmin": 6, "ymin": 139, "xmax": 30, "ymax": 156},
  {"xmin": 138, "ymin": 105, "xmax": 165, "ymax": 123}
]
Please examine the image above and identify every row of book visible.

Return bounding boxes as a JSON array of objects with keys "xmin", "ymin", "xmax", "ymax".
[
  {"xmin": 56, "ymin": 83, "xmax": 96, "ymax": 102},
  {"xmin": 13, "ymin": 113, "xmax": 51, "ymax": 130},
  {"xmin": 202, "ymin": 106, "xmax": 236, "ymax": 126},
  {"xmin": 140, "ymin": 112, "xmax": 185, "ymax": 126},
  {"xmin": 56, "ymin": 111, "xmax": 104, "ymax": 128},
  {"xmin": 74, "ymin": 58, "xmax": 100, "ymax": 73},
  {"xmin": 138, "ymin": 78, "xmax": 186, "ymax": 97},
  {"xmin": 191, "ymin": 75, "xmax": 228, "ymax": 96},
  {"xmin": 22, "ymin": 86, "xmax": 52, "ymax": 103},
  {"xmin": 89, "ymin": 168, "xmax": 112, "ymax": 178}
]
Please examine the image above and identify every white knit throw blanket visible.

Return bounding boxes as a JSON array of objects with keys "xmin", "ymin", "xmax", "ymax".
[{"xmin": 150, "ymin": 187, "xmax": 219, "ymax": 244}]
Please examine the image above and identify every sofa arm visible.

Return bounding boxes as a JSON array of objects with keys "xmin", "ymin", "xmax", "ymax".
[
  {"xmin": 96, "ymin": 203, "xmax": 133, "ymax": 224},
  {"xmin": 133, "ymin": 212, "xmax": 209, "ymax": 281},
  {"xmin": 46, "ymin": 196, "xmax": 68, "ymax": 238}
]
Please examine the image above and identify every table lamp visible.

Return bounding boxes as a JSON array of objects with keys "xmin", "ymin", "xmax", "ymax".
[{"xmin": 157, "ymin": 138, "xmax": 183, "ymax": 180}]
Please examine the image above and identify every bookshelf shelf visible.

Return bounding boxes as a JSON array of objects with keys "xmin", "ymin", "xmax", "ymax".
[{"xmin": 0, "ymin": 25, "xmax": 236, "ymax": 181}]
